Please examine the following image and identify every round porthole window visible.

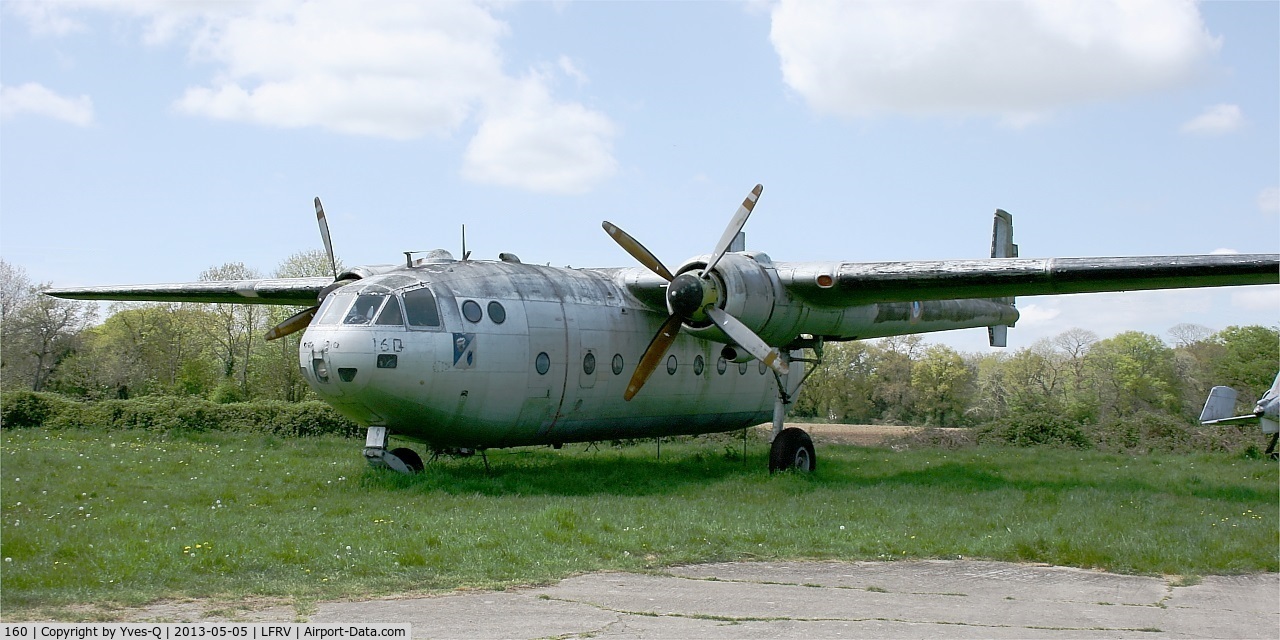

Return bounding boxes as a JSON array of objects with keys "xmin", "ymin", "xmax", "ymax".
[
  {"xmin": 487, "ymin": 301, "xmax": 506, "ymax": 324},
  {"xmin": 461, "ymin": 300, "xmax": 483, "ymax": 323},
  {"xmin": 717, "ymin": 357, "xmax": 728, "ymax": 375},
  {"xmin": 739, "ymin": 361, "xmax": 749, "ymax": 375},
  {"xmin": 759, "ymin": 360, "xmax": 768, "ymax": 375},
  {"xmin": 583, "ymin": 352, "xmax": 596, "ymax": 375},
  {"xmin": 666, "ymin": 355, "xmax": 678, "ymax": 375},
  {"xmin": 612, "ymin": 354, "xmax": 624, "ymax": 375},
  {"xmin": 535, "ymin": 352, "xmax": 550, "ymax": 375},
  {"xmin": 694, "ymin": 354, "xmax": 704, "ymax": 376}
]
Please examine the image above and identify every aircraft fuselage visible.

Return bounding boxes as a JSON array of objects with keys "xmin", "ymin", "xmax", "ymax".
[{"xmin": 298, "ymin": 255, "xmax": 1017, "ymax": 450}]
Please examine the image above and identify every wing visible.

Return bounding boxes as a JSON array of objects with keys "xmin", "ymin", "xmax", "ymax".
[
  {"xmin": 44, "ymin": 277, "xmax": 331, "ymax": 306},
  {"xmin": 778, "ymin": 254, "xmax": 1279, "ymax": 307}
]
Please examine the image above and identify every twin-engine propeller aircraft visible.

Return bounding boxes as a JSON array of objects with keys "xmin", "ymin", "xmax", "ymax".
[{"xmin": 48, "ymin": 185, "xmax": 1279, "ymax": 473}]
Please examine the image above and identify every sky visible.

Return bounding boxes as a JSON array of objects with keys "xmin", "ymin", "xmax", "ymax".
[{"xmin": 1, "ymin": 0, "xmax": 1277, "ymax": 354}]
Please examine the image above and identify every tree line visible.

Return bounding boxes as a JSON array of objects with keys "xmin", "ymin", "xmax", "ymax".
[
  {"xmin": 2, "ymin": 254, "xmax": 1276, "ymax": 436},
  {"xmin": 0, "ymin": 252, "xmax": 336, "ymax": 402},
  {"xmin": 792, "ymin": 323, "xmax": 1278, "ymax": 443}
]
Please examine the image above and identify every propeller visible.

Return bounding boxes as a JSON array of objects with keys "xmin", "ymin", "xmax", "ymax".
[
  {"xmin": 603, "ymin": 184, "xmax": 788, "ymax": 401},
  {"xmin": 265, "ymin": 197, "xmax": 346, "ymax": 341}
]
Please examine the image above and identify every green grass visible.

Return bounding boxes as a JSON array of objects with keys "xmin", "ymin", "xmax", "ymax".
[{"xmin": 1, "ymin": 428, "xmax": 1276, "ymax": 620}]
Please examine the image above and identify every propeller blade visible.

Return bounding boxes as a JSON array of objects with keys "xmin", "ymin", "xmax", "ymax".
[
  {"xmin": 704, "ymin": 184, "xmax": 762, "ymax": 275},
  {"xmin": 706, "ymin": 306, "xmax": 789, "ymax": 376},
  {"xmin": 265, "ymin": 305, "xmax": 319, "ymax": 341},
  {"xmin": 315, "ymin": 197, "xmax": 339, "ymax": 280},
  {"xmin": 624, "ymin": 313, "xmax": 684, "ymax": 401},
  {"xmin": 602, "ymin": 221, "xmax": 675, "ymax": 281}
]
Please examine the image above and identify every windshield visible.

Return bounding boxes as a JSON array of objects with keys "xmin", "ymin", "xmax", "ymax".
[{"xmin": 315, "ymin": 293, "xmax": 355, "ymax": 325}]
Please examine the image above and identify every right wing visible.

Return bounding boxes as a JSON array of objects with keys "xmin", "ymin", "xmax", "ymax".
[
  {"xmin": 778, "ymin": 254, "xmax": 1279, "ymax": 307},
  {"xmin": 45, "ymin": 277, "xmax": 331, "ymax": 306}
]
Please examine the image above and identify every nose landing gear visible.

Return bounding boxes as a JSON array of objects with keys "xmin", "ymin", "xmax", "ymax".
[{"xmin": 363, "ymin": 426, "xmax": 424, "ymax": 474}]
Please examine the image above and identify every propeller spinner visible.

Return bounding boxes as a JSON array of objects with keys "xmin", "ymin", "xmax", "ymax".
[
  {"xmin": 265, "ymin": 197, "xmax": 347, "ymax": 341},
  {"xmin": 603, "ymin": 184, "xmax": 788, "ymax": 401}
]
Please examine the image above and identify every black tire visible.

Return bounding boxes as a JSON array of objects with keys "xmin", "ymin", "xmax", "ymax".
[
  {"xmin": 769, "ymin": 427, "xmax": 816, "ymax": 473},
  {"xmin": 390, "ymin": 447, "xmax": 425, "ymax": 473}
]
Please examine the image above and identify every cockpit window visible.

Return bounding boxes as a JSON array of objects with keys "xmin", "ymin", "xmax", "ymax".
[
  {"xmin": 403, "ymin": 288, "xmax": 442, "ymax": 327},
  {"xmin": 315, "ymin": 293, "xmax": 355, "ymax": 325},
  {"xmin": 375, "ymin": 295, "xmax": 404, "ymax": 326},
  {"xmin": 344, "ymin": 294, "xmax": 384, "ymax": 325}
]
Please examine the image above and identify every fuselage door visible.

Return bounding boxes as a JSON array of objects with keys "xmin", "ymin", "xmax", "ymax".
[{"xmin": 522, "ymin": 300, "xmax": 568, "ymax": 437}]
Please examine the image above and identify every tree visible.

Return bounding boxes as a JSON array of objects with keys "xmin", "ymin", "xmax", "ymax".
[
  {"xmin": 0, "ymin": 259, "xmax": 34, "ymax": 390},
  {"xmin": 252, "ymin": 250, "xmax": 342, "ymax": 401},
  {"xmin": 52, "ymin": 303, "xmax": 221, "ymax": 398},
  {"xmin": 10, "ymin": 283, "xmax": 97, "ymax": 391},
  {"xmin": 199, "ymin": 262, "xmax": 264, "ymax": 397},
  {"xmin": 1085, "ymin": 331, "xmax": 1181, "ymax": 417},
  {"xmin": 1211, "ymin": 325, "xmax": 1280, "ymax": 406},
  {"xmin": 792, "ymin": 341, "xmax": 876, "ymax": 422},
  {"xmin": 910, "ymin": 344, "xmax": 975, "ymax": 426}
]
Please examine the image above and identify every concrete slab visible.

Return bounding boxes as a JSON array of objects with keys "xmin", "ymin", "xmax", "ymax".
[{"xmin": 80, "ymin": 561, "xmax": 1279, "ymax": 638}]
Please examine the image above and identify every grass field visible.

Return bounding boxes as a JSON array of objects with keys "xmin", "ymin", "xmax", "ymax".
[{"xmin": 1, "ymin": 427, "xmax": 1276, "ymax": 620}]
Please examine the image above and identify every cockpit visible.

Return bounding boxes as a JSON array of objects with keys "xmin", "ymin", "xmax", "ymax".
[{"xmin": 312, "ymin": 275, "xmax": 442, "ymax": 330}]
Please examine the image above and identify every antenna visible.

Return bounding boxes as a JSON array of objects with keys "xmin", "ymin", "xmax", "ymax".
[{"xmin": 461, "ymin": 224, "xmax": 472, "ymax": 261}]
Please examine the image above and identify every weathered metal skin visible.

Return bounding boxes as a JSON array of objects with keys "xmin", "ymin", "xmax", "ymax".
[
  {"xmin": 44, "ymin": 220, "xmax": 1280, "ymax": 454},
  {"xmin": 299, "ymin": 262, "xmax": 780, "ymax": 450},
  {"xmin": 778, "ymin": 254, "xmax": 1279, "ymax": 307}
]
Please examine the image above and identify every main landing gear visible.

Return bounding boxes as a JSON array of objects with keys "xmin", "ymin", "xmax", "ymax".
[
  {"xmin": 770, "ymin": 427, "xmax": 816, "ymax": 472},
  {"xmin": 767, "ymin": 347, "xmax": 820, "ymax": 473}
]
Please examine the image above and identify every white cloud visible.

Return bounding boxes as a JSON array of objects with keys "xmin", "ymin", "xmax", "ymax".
[
  {"xmin": 1258, "ymin": 187, "xmax": 1280, "ymax": 214},
  {"xmin": 769, "ymin": 0, "xmax": 1219, "ymax": 122},
  {"xmin": 1231, "ymin": 288, "xmax": 1280, "ymax": 313},
  {"xmin": 15, "ymin": 0, "xmax": 617, "ymax": 193},
  {"xmin": 4, "ymin": 0, "xmax": 86, "ymax": 36},
  {"xmin": 1180, "ymin": 103, "xmax": 1244, "ymax": 134},
  {"xmin": 1210, "ymin": 248, "xmax": 1240, "ymax": 255},
  {"xmin": 171, "ymin": 2, "xmax": 510, "ymax": 139},
  {"xmin": 0, "ymin": 83, "xmax": 94, "ymax": 126},
  {"xmin": 462, "ymin": 74, "xmax": 617, "ymax": 194}
]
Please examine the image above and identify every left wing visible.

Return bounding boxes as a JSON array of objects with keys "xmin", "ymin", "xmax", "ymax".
[
  {"xmin": 45, "ymin": 277, "xmax": 331, "ymax": 306},
  {"xmin": 778, "ymin": 254, "xmax": 1278, "ymax": 307}
]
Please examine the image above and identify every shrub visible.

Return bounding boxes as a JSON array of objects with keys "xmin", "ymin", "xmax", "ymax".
[
  {"xmin": 0, "ymin": 392, "xmax": 360, "ymax": 438},
  {"xmin": 0, "ymin": 391, "xmax": 74, "ymax": 429},
  {"xmin": 976, "ymin": 411, "xmax": 1093, "ymax": 449}
]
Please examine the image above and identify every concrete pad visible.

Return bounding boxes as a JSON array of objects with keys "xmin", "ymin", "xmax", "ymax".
[{"xmin": 79, "ymin": 561, "xmax": 1279, "ymax": 638}]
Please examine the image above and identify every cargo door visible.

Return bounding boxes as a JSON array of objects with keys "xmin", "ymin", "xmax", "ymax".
[{"xmin": 520, "ymin": 300, "xmax": 568, "ymax": 437}]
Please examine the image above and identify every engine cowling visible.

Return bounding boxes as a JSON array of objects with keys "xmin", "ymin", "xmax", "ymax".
[{"xmin": 676, "ymin": 252, "xmax": 779, "ymax": 347}]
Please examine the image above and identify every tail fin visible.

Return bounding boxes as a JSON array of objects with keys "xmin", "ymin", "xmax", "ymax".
[
  {"xmin": 988, "ymin": 209, "xmax": 1017, "ymax": 347},
  {"xmin": 1199, "ymin": 386, "xmax": 1240, "ymax": 422}
]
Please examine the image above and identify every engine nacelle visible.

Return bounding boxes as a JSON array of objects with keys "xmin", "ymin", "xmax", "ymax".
[{"xmin": 675, "ymin": 252, "xmax": 779, "ymax": 344}]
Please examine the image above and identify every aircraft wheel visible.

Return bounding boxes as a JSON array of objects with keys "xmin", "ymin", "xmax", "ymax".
[
  {"xmin": 769, "ymin": 427, "xmax": 816, "ymax": 473},
  {"xmin": 390, "ymin": 447, "xmax": 425, "ymax": 473}
]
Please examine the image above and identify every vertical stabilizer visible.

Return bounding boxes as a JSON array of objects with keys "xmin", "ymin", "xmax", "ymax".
[
  {"xmin": 988, "ymin": 209, "xmax": 1016, "ymax": 346},
  {"xmin": 1199, "ymin": 386, "xmax": 1239, "ymax": 422}
]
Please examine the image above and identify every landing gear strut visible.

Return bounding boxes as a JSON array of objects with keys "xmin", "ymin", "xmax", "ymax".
[
  {"xmin": 768, "ymin": 347, "xmax": 820, "ymax": 473},
  {"xmin": 363, "ymin": 426, "xmax": 423, "ymax": 474}
]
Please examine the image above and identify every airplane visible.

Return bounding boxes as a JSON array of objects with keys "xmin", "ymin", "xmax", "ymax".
[
  {"xmin": 1199, "ymin": 372, "xmax": 1280, "ymax": 459},
  {"xmin": 47, "ymin": 184, "xmax": 1280, "ymax": 474}
]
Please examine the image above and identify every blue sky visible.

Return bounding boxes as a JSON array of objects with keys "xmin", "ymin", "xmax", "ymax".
[{"xmin": 2, "ymin": 0, "xmax": 1276, "ymax": 353}]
